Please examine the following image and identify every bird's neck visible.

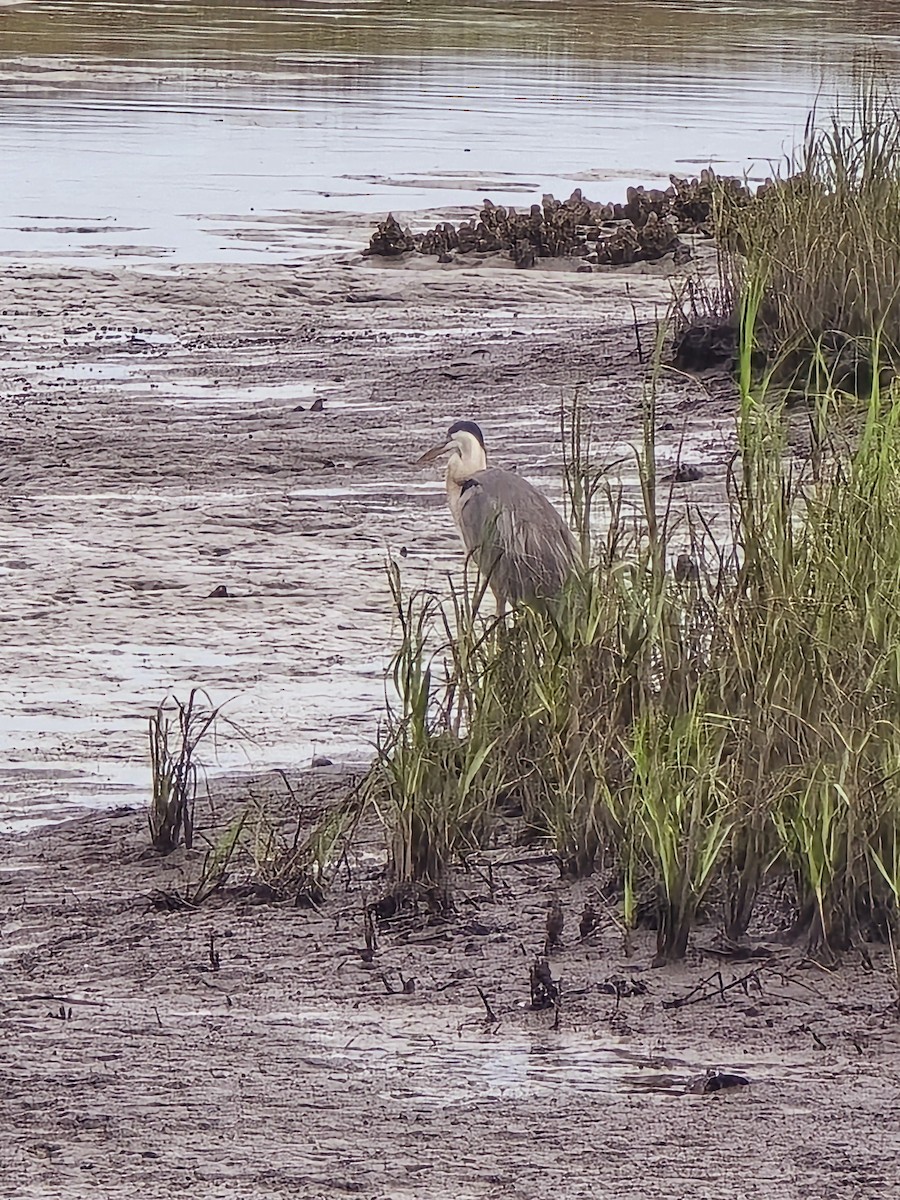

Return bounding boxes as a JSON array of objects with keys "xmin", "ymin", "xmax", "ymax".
[{"xmin": 446, "ymin": 445, "xmax": 486, "ymax": 489}]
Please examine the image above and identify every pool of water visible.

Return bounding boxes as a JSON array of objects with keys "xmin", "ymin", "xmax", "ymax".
[{"xmin": 1, "ymin": 0, "xmax": 899, "ymax": 264}]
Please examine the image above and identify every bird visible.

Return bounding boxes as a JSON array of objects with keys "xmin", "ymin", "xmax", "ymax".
[{"xmin": 416, "ymin": 419, "xmax": 578, "ymax": 609}]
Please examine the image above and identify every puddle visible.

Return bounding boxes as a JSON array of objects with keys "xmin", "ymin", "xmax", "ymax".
[
  {"xmin": 0, "ymin": 627, "xmax": 389, "ymax": 832},
  {"xmin": 251, "ymin": 1009, "xmax": 744, "ymax": 1104}
]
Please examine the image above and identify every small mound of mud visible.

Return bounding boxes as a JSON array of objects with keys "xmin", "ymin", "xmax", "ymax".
[{"xmin": 364, "ymin": 171, "xmax": 759, "ymax": 270}]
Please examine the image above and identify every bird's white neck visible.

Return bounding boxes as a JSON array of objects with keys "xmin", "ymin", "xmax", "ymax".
[{"xmin": 446, "ymin": 437, "xmax": 487, "ymax": 488}]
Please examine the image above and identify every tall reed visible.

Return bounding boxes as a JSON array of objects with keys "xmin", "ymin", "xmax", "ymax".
[{"xmin": 368, "ymin": 90, "xmax": 900, "ymax": 961}]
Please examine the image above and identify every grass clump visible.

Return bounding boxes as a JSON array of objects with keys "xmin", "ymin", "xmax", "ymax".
[
  {"xmin": 368, "ymin": 267, "xmax": 900, "ymax": 962},
  {"xmin": 146, "ymin": 693, "xmax": 362, "ymax": 908},
  {"xmin": 368, "ymin": 564, "xmax": 501, "ymax": 892},
  {"xmin": 672, "ymin": 84, "xmax": 900, "ymax": 390},
  {"xmin": 148, "ymin": 689, "xmax": 223, "ymax": 855},
  {"xmin": 729, "ymin": 90, "xmax": 900, "ymax": 385},
  {"xmin": 245, "ymin": 778, "xmax": 364, "ymax": 905},
  {"xmin": 627, "ymin": 699, "xmax": 734, "ymax": 963}
]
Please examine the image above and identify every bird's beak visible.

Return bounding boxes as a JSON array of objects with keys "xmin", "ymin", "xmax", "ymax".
[{"xmin": 415, "ymin": 439, "xmax": 453, "ymax": 466}]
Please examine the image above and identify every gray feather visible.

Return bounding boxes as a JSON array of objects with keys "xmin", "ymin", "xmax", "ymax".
[{"xmin": 455, "ymin": 468, "xmax": 577, "ymax": 604}]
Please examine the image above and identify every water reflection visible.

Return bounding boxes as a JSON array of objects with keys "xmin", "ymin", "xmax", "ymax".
[
  {"xmin": 3, "ymin": 2, "xmax": 900, "ymax": 60},
  {"xmin": 0, "ymin": 1, "xmax": 898, "ymax": 262}
]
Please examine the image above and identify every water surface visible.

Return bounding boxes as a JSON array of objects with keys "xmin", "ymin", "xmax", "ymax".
[{"xmin": 2, "ymin": 0, "xmax": 899, "ymax": 263}]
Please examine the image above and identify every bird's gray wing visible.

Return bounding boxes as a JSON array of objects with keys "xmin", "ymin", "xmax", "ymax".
[{"xmin": 456, "ymin": 468, "xmax": 577, "ymax": 603}]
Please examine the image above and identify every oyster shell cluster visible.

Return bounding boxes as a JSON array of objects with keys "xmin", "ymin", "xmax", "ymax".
[{"xmin": 364, "ymin": 170, "xmax": 759, "ymax": 269}]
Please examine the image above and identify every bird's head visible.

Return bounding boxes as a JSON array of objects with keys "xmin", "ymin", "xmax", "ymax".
[{"xmin": 416, "ymin": 420, "xmax": 486, "ymax": 470}]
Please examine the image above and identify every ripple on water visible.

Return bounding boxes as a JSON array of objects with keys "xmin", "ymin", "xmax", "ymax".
[{"xmin": 0, "ymin": 0, "xmax": 891, "ymax": 263}]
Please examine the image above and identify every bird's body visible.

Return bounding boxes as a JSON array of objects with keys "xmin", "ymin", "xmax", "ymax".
[{"xmin": 418, "ymin": 420, "xmax": 578, "ymax": 608}]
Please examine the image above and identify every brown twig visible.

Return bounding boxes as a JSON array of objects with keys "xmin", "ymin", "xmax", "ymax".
[
  {"xmin": 552, "ymin": 980, "xmax": 563, "ymax": 1031},
  {"xmin": 208, "ymin": 932, "xmax": 221, "ymax": 972},
  {"xmin": 661, "ymin": 967, "xmax": 764, "ymax": 1010},
  {"xmin": 627, "ymin": 285, "xmax": 645, "ymax": 363},
  {"xmin": 476, "ymin": 985, "xmax": 498, "ymax": 1024}
]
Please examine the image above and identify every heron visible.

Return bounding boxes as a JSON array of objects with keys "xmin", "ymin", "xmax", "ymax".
[{"xmin": 417, "ymin": 419, "xmax": 578, "ymax": 609}]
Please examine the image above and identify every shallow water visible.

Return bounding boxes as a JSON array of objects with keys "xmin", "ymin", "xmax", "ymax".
[
  {"xmin": 256, "ymin": 1008, "xmax": 702, "ymax": 1102},
  {"xmin": 2, "ymin": 0, "xmax": 900, "ymax": 263}
]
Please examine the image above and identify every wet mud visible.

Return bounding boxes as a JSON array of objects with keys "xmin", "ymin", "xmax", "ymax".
[
  {"xmin": 1, "ymin": 771, "xmax": 899, "ymax": 1199},
  {"xmin": 0, "ymin": 233, "xmax": 734, "ymax": 829}
]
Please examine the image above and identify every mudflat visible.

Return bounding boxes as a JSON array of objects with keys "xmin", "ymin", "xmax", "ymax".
[
  {"xmin": 5, "ymin": 236, "xmax": 894, "ymax": 1200},
  {"xmin": 0, "ymin": 228, "xmax": 730, "ymax": 826},
  {"xmin": 2, "ymin": 770, "xmax": 899, "ymax": 1200}
]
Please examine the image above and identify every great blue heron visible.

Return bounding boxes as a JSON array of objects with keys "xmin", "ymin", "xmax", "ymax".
[{"xmin": 417, "ymin": 419, "xmax": 578, "ymax": 608}]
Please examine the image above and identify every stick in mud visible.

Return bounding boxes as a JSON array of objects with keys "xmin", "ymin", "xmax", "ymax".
[
  {"xmin": 362, "ymin": 907, "xmax": 377, "ymax": 962},
  {"xmin": 476, "ymin": 985, "xmax": 498, "ymax": 1024},
  {"xmin": 545, "ymin": 897, "xmax": 564, "ymax": 953},
  {"xmin": 552, "ymin": 981, "xmax": 563, "ymax": 1032},
  {"xmin": 661, "ymin": 966, "xmax": 765, "ymax": 1010},
  {"xmin": 530, "ymin": 958, "xmax": 560, "ymax": 1010},
  {"xmin": 579, "ymin": 901, "xmax": 599, "ymax": 941},
  {"xmin": 626, "ymin": 284, "xmax": 645, "ymax": 363}
]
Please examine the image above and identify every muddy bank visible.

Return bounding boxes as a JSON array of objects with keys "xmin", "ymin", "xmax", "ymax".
[
  {"xmin": 0, "ymin": 235, "xmax": 733, "ymax": 828},
  {"xmin": 1, "ymin": 770, "xmax": 899, "ymax": 1199}
]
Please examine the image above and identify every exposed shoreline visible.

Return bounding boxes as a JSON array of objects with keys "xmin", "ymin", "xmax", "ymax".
[
  {"xmin": 0, "ymin": 233, "xmax": 731, "ymax": 830},
  {"xmin": 2, "ymin": 233, "xmax": 900, "ymax": 1197},
  {"xmin": 2, "ymin": 768, "xmax": 899, "ymax": 1198}
]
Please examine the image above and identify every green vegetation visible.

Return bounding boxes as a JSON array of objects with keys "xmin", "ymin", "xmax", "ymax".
[
  {"xmin": 148, "ymin": 689, "xmax": 222, "ymax": 854},
  {"xmin": 368, "ymin": 310, "xmax": 900, "ymax": 963},
  {"xmin": 718, "ymin": 90, "xmax": 900, "ymax": 386},
  {"xmin": 366, "ymin": 94, "xmax": 900, "ymax": 963}
]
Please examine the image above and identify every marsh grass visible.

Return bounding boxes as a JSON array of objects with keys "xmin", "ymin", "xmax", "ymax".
[
  {"xmin": 368, "ymin": 273, "xmax": 900, "ymax": 962},
  {"xmin": 668, "ymin": 83, "xmax": 900, "ymax": 397},
  {"xmin": 141, "ymin": 85, "xmax": 900, "ymax": 957},
  {"xmin": 148, "ymin": 811, "xmax": 246, "ymax": 911},
  {"xmin": 366, "ymin": 562, "xmax": 502, "ymax": 890},
  {"xmin": 708, "ymin": 87, "xmax": 900, "ymax": 388},
  {"xmin": 192, "ymin": 813, "xmax": 246, "ymax": 903},
  {"xmin": 148, "ymin": 689, "xmax": 225, "ymax": 854},
  {"xmin": 246, "ymin": 778, "xmax": 366, "ymax": 904}
]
